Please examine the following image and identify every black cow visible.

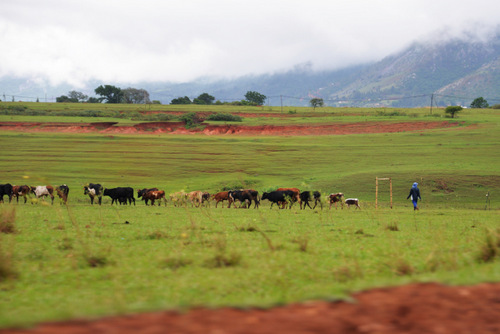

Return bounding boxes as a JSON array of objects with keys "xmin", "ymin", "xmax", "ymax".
[
  {"xmin": 0, "ymin": 183, "xmax": 13, "ymax": 203},
  {"xmin": 261, "ymin": 190, "xmax": 295, "ymax": 209},
  {"xmin": 228, "ymin": 189, "xmax": 259, "ymax": 209},
  {"xmin": 137, "ymin": 188, "xmax": 159, "ymax": 205},
  {"xmin": 84, "ymin": 183, "xmax": 103, "ymax": 205},
  {"xmin": 103, "ymin": 187, "xmax": 135, "ymax": 205},
  {"xmin": 299, "ymin": 191, "xmax": 322, "ymax": 209}
]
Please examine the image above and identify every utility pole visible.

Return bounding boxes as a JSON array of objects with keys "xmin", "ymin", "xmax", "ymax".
[
  {"xmin": 430, "ymin": 93, "xmax": 434, "ymax": 115},
  {"xmin": 280, "ymin": 95, "xmax": 283, "ymax": 113}
]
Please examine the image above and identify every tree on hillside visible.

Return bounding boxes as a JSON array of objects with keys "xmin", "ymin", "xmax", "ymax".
[
  {"xmin": 445, "ymin": 105, "xmax": 462, "ymax": 118},
  {"xmin": 310, "ymin": 98, "xmax": 324, "ymax": 110},
  {"xmin": 244, "ymin": 91, "xmax": 266, "ymax": 105},
  {"xmin": 56, "ymin": 95, "xmax": 77, "ymax": 103},
  {"xmin": 193, "ymin": 93, "xmax": 215, "ymax": 105},
  {"xmin": 68, "ymin": 90, "xmax": 88, "ymax": 102},
  {"xmin": 470, "ymin": 97, "xmax": 489, "ymax": 109},
  {"xmin": 87, "ymin": 97, "xmax": 102, "ymax": 103},
  {"xmin": 122, "ymin": 88, "xmax": 151, "ymax": 104},
  {"xmin": 56, "ymin": 90, "xmax": 88, "ymax": 103},
  {"xmin": 94, "ymin": 85, "xmax": 123, "ymax": 104},
  {"xmin": 170, "ymin": 96, "xmax": 192, "ymax": 105}
]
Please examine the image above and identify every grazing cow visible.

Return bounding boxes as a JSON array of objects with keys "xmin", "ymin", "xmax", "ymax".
[
  {"xmin": 137, "ymin": 188, "xmax": 159, "ymax": 205},
  {"xmin": 276, "ymin": 187, "xmax": 300, "ymax": 209},
  {"xmin": 30, "ymin": 185, "xmax": 55, "ymax": 204},
  {"xmin": 212, "ymin": 191, "xmax": 232, "ymax": 208},
  {"xmin": 261, "ymin": 190, "xmax": 295, "ymax": 209},
  {"xmin": 328, "ymin": 193, "xmax": 344, "ymax": 209},
  {"xmin": 12, "ymin": 185, "xmax": 30, "ymax": 204},
  {"xmin": 142, "ymin": 190, "xmax": 166, "ymax": 206},
  {"xmin": 299, "ymin": 191, "xmax": 322, "ymax": 210},
  {"xmin": 188, "ymin": 191, "xmax": 210, "ymax": 207},
  {"xmin": 345, "ymin": 198, "xmax": 361, "ymax": 209},
  {"xmin": 228, "ymin": 189, "xmax": 260, "ymax": 209},
  {"xmin": 103, "ymin": 187, "xmax": 135, "ymax": 205},
  {"xmin": 169, "ymin": 191, "xmax": 188, "ymax": 207},
  {"xmin": 55, "ymin": 184, "xmax": 70, "ymax": 204},
  {"xmin": 84, "ymin": 183, "xmax": 103, "ymax": 205},
  {"xmin": 0, "ymin": 184, "xmax": 13, "ymax": 203}
]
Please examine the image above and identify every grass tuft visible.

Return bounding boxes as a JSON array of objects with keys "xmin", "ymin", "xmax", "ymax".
[
  {"xmin": 332, "ymin": 264, "xmax": 363, "ymax": 282},
  {"xmin": 385, "ymin": 222, "xmax": 399, "ymax": 231},
  {"xmin": 477, "ymin": 229, "xmax": 500, "ymax": 263},
  {"xmin": 0, "ymin": 208, "xmax": 16, "ymax": 234},
  {"xmin": 0, "ymin": 242, "xmax": 18, "ymax": 282},
  {"xmin": 393, "ymin": 259, "xmax": 415, "ymax": 276},
  {"xmin": 292, "ymin": 236, "xmax": 309, "ymax": 252},
  {"xmin": 204, "ymin": 252, "xmax": 242, "ymax": 268},
  {"xmin": 162, "ymin": 256, "xmax": 193, "ymax": 270}
]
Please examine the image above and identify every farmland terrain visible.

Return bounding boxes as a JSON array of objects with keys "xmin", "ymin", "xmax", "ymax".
[{"xmin": 0, "ymin": 103, "xmax": 499, "ymax": 333}]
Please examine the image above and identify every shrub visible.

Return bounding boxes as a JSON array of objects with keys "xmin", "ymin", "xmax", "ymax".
[
  {"xmin": 178, "ymin": 112, "xmax": 202, "ymax": 128},
  {"xmin": 206, "ymin": 113, "xmax": 242, "ymax": 122}
]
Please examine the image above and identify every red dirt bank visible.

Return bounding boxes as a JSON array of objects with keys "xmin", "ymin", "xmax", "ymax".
[
  {"xmin": 2, "ymin": 283, "xmax": 500, "ymax": 334},
  {"xmin": 0, "ymin": 120, "xmax": 460, "ymax": 136}
]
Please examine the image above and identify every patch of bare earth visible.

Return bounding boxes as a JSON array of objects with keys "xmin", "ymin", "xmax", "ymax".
[
  {"xmin": 0, "ymin": 121, "xmax": 462, "ymax": 136},
  {"xmin": 2, "ymin": 283, "xmax": 500, "ymax": 334}
]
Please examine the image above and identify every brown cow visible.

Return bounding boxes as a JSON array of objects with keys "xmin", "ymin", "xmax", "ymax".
[
  {"xmin": 12, "ymin": 185, "xmax": 30, "ymax": 204},
  {"xmin": 188, "ymin": 191, "xmax": 210, "ymax": 207},
  {"xmin": 212, "ymin": 191, "xmax": 233, "ymax": 208},
  {"xmin": 276, "ymin": 187, "xmax": 300, "ymax": 209},
  {"xmin": 137, "ymin": 188, "xmax": 159, "ymax": 205},
  {"xmin": 55, "ymin": 184, "xmax": 70, "ymax": 204},
  {"xmin": 142, "ymin": 190, "xmax": 166, "ymax": 206},
  {"xmin": 328, "ymin": 193, "xmax": 344, "ymax": 209}
]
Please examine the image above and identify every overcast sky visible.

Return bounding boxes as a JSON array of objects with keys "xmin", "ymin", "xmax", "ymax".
[{"xmin": 1, "ymin": 0, "xmax": 499, "ymax": 88}]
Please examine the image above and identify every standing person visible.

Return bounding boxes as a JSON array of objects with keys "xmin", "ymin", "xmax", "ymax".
[{"xmin": 407, "ymin": 182, "xmax": 421, "ymax": 210}]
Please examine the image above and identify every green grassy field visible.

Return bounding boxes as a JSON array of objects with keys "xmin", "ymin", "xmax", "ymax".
[{"xmin": 0, "ymin": 103, "xmax": 499, "ymax": 328}]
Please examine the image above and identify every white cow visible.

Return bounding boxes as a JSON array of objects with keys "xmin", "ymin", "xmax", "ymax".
[{"xmin": 30, "ymin": 185, "xmax": 55, "ymax": 204}]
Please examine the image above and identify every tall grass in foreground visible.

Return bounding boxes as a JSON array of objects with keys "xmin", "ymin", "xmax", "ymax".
[{"xmin": 0, "ymin": 203, "xmax": 499, "ymax": 328}]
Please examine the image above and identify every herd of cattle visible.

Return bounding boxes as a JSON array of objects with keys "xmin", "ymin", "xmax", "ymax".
[{"xmin": 0, "ymin": 183, "xmax": 361, "ymax": 210}]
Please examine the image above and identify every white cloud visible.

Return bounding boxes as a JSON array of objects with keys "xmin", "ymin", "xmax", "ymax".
[{"xmin": 1, "ymin": 0, "xmax": 499, "ymax": 86}]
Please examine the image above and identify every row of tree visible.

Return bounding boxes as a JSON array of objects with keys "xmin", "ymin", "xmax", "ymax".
[
  {"xmin": 56, "ymin": 86, "xmax": 153, "ymax": 104},
  {"xmin": 170, "ymin": 91, "xmax": 267, "ymax": 106},
  {"xmin": 56, "ymin": 85, "xmax": 268, "ymax": 106},
  {"xmin": 55, "ymin": 85, "xmax": 492, "ymax": 110}
]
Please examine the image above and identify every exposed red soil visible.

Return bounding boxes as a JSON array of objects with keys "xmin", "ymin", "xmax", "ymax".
[
  {"xmin": 3, "ymin": 282, "xmax": 500, "ymax": 334},
  {"xmin": 0, "ymin": 120, "xmax": 461, "ymax": 136}
]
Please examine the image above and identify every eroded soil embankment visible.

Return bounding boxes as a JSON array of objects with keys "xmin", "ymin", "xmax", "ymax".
[{"xmin": 0, "ymin": 120, "xmax": 462, "ymax": 135}]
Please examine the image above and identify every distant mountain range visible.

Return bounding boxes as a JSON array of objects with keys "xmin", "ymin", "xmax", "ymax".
[{"xmin": 1, "ymin": 32, "xmax": 499, "ymax": 108}]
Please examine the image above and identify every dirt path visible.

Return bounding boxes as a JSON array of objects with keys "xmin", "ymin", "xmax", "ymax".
[
  {"xmin": 2, "ymin": 283, "xmax": 500, "ymax": 334},
  {"xmin": 0, "ymin": 120, "xmax": 461, "ymax": 136}
]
